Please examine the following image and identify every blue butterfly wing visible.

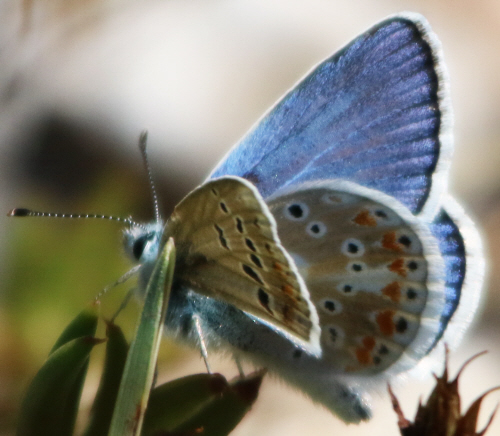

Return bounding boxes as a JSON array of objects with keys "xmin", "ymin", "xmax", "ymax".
[
  {"xmin": 427, "ymin": 198, "xmax": 484, "ymax": 353},
  {"xmin": 209, "ymin": 14, "xmax": 451, "ymax": 217}
]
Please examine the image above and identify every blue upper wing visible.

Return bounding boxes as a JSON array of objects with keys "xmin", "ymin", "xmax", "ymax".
[{"xmin": 209, "ymin": 14, "xmax": 451, "ymax": 216}]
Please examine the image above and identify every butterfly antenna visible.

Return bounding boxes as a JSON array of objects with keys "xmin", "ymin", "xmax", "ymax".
[
  {"xmin": 7, "ymin": 208, "xmax": 142, "ymax": 227},
  {"xmin": 7, "ymin": 131, "xmax": 163, "ymax": 228},
  {"xmin": 138, "ymin": 130, "xmax": 161, "ymax": 224}
]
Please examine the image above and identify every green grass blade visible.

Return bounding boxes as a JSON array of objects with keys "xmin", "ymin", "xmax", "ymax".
[{"xmin": 109, "ymin": 238, "xmax": 176, "ymax": 436}]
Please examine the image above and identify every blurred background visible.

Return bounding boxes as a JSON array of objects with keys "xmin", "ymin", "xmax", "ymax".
[{"xmin": 1, "ymin": 0, "xmax": 500, "ymax": 434}]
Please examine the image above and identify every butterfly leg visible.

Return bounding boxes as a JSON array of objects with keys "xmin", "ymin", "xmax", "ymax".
[
  {"xmin": 193, "ymin": 314, "xmax": 212, "ymax": 373},
  {"xmin": 110, "ymin": 287, "xmax": 135, "ymax": 322},
  {"xmin": 233, "ymin": 355, "xmax": 245, "ymax": 378},
  {"xmin": 94, "ymin": 264, "xmax": 142, "ymax": 302}
]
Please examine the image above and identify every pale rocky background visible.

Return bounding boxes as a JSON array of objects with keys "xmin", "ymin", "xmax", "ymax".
[{"xmin": 1, "ymin": 1, "xmax": 500, "ymax": 435}]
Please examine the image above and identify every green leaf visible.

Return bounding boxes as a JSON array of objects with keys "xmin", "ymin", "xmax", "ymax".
[
  {"xmin": 109, "ymin": 238, "xmax": 176, "ymax": 436},
  {"xmin": 165, "ymin": 370, "xmax": 265, "ymax": 436},
  {"xmin": 17, "ymin": 336, "xmax": 103, "ymax": 436},
  {"xmin": 51, "ymin": 303, "xmax": 99, "ymax": 434},
  {"xmin": 50, "ymin": 302, "xmax": 99, "ymax": 354},
  {"xmin": 142, "ymin": 373, "xmax": 229, "ymax": 434},
  {"xmin": 83, "ymin": 321, "xmax": 129, "ymax": 436}
]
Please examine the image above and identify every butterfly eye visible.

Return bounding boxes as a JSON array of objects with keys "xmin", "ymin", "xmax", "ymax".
[
  {"xmin": 132, "ymin": 234, "xmax": 150, "ymax": 260},
  {"xmin": 124, "ymin": 222, "xmax": 163, "ymax": 264},
  {"xmin": 132, "ymin": 232, "xmax": 161, "ymax": 262}
]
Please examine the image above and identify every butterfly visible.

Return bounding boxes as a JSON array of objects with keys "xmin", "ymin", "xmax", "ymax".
[
  {"xmin": 122, "ymin": 12, "xmax": 485, "ymax": 422},
  {"xmin": 12, "ymin": 12, "xmax": 484, "ymax": 423}
]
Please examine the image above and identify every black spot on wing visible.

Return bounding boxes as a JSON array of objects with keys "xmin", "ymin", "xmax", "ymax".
[
  {"xmin": 396, "ymin": 317, "xmax": 408, "ymax": 333},
  {"xmin": 324, "ymin": 300, "xmax": 336, "ymax": 312},
  {"xmin": 214, "ymin": 224, "xmax": 229, "ymax": 250},
  {"xmin": 288, "ymin": 204, "xmax": 304, "ymax": 218},
  {"xmin": 407, "ymin": 261, "xmax": 418, "ymax": 271},
  {"xmin": 310, "ymin": 224, "xmax": 320, "ymax": 234},
  {"xmin": 407, "ymin": 288, "xmax": 417, "ymax": 299},
  {"xmin": 398, "ymin": 235, "xmax": 412, "ymax": 247},
  {"xmin": 347, "ymin": 243, "xmax": 359, "ymax": 253},
  {"xmin": 250, "ymin": 254, "xmax": 263, "ymax": 268},
  {"xmin": 243, "ymin": 264, "xmax": 264, "ymax": 284},
  {"xmin": 379, "ymin": 344, "xmax": 389, "ymax": 355},
  {"xmin": 236, "ymin": 217, "xmax": 244, "ymax": 233},
  {"xmin": 258, "ymin": 288, "xmax": 273, "ymax": 314},
  {"xmin": 245, "ymin": 238, "xmax": 257, "ymax": 252}
]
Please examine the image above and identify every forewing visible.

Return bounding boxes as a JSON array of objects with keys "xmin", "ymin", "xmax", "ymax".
[
  {"xmin": 165, "ymin": 177, "xmax": 321, "ymax": 355},
  {"xmin": 267, "ymin": 181, "xmax": 445, "ymax": 374},
  {"xmin": 210, "ymin": 14, "xmax": 450, "ymax": 218}
]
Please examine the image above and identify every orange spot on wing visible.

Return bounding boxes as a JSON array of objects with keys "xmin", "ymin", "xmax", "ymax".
[
  {"xmin": 382, "ymin": 232, "xmax": 403, "ymax": 252},
  {"xmin": 362, "ymin": 336, "xmax": 376, "ymax": 350},
  {"xmin": 353, "ymin": 209, "xmax": 377, "ymax": 227},
  {"xmin": 381, "ymin": 282, "xmax": 402, "ymax": 302},
  {"xmin": 355, "ymin": 336, "xmax": 377, "ymax": 366},
  {"xmin": 274, "ymin": 262, "xmax": 284, "ymax": 271},
  {"xmin": 282, "ymin": 284, "xmax": 295, "ymax": 296},
  {"xmin": 376, "ymin": 310, "xmax": 395, "ymax": 336},
  {"xmin": 388, "ymin": 258, "xmax": 407, "ymax": 277},
  {"xmin": 355, "ymin": 347, "xmax": 372, "ymax": 365},
  {"xmin": 274, "ymin": 262, "xmax": 293, "ymax": 281}
]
